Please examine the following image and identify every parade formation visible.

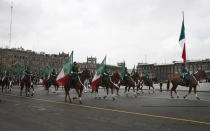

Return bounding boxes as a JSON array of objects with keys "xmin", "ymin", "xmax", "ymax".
[{"xmin": 1, "ymin": 1, "xmax": 210, "ymax": 131}]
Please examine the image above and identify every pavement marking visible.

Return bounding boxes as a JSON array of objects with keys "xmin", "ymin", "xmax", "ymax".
[{"xmin": 2, "ymin": 93, "xmax": 210, "ymax": 126}]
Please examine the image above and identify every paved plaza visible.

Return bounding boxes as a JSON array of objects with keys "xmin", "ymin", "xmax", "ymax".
[{"xmin": 1, "ymin": 84, "xmax": 210, "ymax": 131}]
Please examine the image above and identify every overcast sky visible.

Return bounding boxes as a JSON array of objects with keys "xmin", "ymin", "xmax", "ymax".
[{"xmin": 1, "ymin": 0, "xmax": 210, "ymax": 68}]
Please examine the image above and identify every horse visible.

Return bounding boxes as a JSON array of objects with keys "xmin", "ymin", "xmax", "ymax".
[
  {"xmin": 140, "ymin": 76, "xmax": 155, "ymax": 93},
  {"xmin": 125, "ymin": 72, "xmax": 142, "ymax": 96},
  {"xmin": 170, "ymin": 70, "xmax": 206, "ymax": 99},
  {"xmin": 93, "ymin": 72, "xmax": 119, "ymax": 100},
  {"xmin": 118, "ymin": 74, "xmax": 136, "ymax": 97},
  {"xmin": 20, "ymin": 74, "xmax": 33, "ymax": 97},
  {"xmin": 44, "ymin": 75, "xmax": 59, "ymax": 93},
  {"xmin": 110, "ymin": 71, "xmax": 122, "ymax": 96},
  {"xmin": 1, "ymin": 76, "xmax": 10, "ymax": 93},
  {"xmin": 64, "ymin": 69, "xmax": 91, "ymax": 104}
]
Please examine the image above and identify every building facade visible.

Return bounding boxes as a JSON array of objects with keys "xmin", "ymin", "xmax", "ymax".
[
  {"xmin": 137, "ymin": 59, "xmax": 210, "ymax": 82},
  {"xmin": 0, "ymin": 48, "xmax": 121, "ymax": 78},
  {"xmin": 79, "ymin": 57, "xmax": 121, "ymax": 75},
  {"xmin": 0, "ymin": 47, "xmax": 69, "ymax": 74}
]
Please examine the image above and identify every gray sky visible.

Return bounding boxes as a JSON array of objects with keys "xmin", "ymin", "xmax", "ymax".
[{"xmin": 1, "ymin": 0, "xmax": 210, "ymax": 68}]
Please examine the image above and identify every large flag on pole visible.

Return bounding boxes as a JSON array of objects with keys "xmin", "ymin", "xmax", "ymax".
[
  {"xmin": 131, "ymin": 65, "xmax": 135, "ymax": 76},
  {"xmin": 121, "ymin": 62, "xmax": 126, "ymax": 78},
  {"xmin": 56, "ymin": 51, "xmax": 73, "ymax": 86},
  {"xmin": 91, "ymin": 56, "xmax": 106, "ymax": 91},
  {"xmin": 179, "ymin": 12, "xmax": 186, "ymax": 63}
]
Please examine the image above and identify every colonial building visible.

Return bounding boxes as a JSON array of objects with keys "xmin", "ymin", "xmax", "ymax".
[
  {"xmin": 0, "ymin": 48, "xmax": 121, "ymax": 77},
  {"xmin": 0, "ymin": 47, "xmax": 69, "ymax": 74},
  {"xmin": 137, "ymin": 59, "xmax": 210, "ymax": 82},
  {"xmin": 79, "ymin": 57, "xmax": 121, "ymax": 75}
]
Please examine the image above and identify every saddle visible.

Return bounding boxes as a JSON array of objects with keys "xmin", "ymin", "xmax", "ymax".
[
  {"xmin": 122, "ymin": 76, "xmax": 130, "ymax": 86},
  {"xmin": 100, "ymin": 74, "xmax": 109, "ymax": 85},
  {"xmin": 180, "ymin": 75, "xmax": 191, "ymax": 86},
  {"xmin": 69, "ymin": 73, "xmax": 79, "ymax": 87}
]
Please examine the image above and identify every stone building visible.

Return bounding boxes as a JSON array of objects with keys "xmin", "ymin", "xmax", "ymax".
[
  {"xmin": 0, "ymin": 47, "xmax": 69, "ymax": 74},
  {"xmin": 78, "ymin": 57, "xmax": 121, "ymax": 75},
  {"xmin": 137, "ymin": 59, "xmax": 210, "ymax": 82}
]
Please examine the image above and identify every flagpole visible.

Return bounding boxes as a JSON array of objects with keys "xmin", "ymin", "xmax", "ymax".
[
  {"xmin": 9, "ymin": 1, "xmax": 13, "ymax": 48},
  {"xmin": 182, "ymin": 11, "xmax": 187, "ymax": 70}
]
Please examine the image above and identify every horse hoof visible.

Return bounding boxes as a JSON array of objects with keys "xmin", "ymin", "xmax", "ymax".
[
  {"xmin": 103, "ymin": 96, "xmax": 107, "ymax": 99},
  {"xmin": 183, "ymin": 96, "xmax": 186, "ymax": 99},
  {"xmin": 196, "ymin": 97, "xmax": 200, "ymax": 100},
  {"xmin": 79, "ymin": 101, "xmax": 82, "ymax": 104},
  {"xmin": 177, "ymin": 96, "xmax": 179, "ymax": 98},
  {"xmin": 171, "ymin": 96, "xmax": 174, "ymax": 99},
  {"xmin": 112, "ymin": 97, "xmax": 115, "ymax": 101}
]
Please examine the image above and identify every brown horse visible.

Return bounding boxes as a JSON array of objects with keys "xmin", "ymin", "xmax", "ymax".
[
  {"xmin": 118, "ymin": 74, "xmax": 136, "ymax": 97},
  {"xmin": 1, "ymin": 76, "xmax": 10, "ymax": 93},
  {"xmin": 140, "ymin": 76, "xmax": 155, "ymax": 93},
  {"xmin": 20, "ymin": 74, "xmax": 33, "ymax": 97},
  {"xmin": 64, "ymin": 69, "xmax": 91, "ymax": 104},
  {"xmin": 170, "ymin": 70, "xmax": 206, "ymax": 99},
  {"xmin": 44, "ymin": 75, "xmax": 59, "ymax": 94},
  {"xmin": 109, "ymin": 71, "xmax": 122, "ymax": 96},
  {"xmin": 94, "ymin": 72, "xmax": 120, "ymax": 100}
]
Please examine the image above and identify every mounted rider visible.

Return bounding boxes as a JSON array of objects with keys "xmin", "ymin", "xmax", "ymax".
[
  {"xmin": 70, "ymin": 61, "xmax": 80, "ymax": 86},
  {"xmin": 101, "ymin": 66, "xmax": 109, "ymax": 84},
  {"xmin": 144, "ymin": 71, "xmax": 150, "ymax": 84},
  {"xmin": 2, "ymin": 70, "xmax": 9, "ymax": 81},
  {"xmin": 49, "ymin": 68, "xmax": 56, "ymax": 83},
  {"xmin": 123, "ymin": 67, "xmax": 130, "ymax": 85},
  {"xmin": 23, "ymin": 67, "xmax": 32, "ymax": 80},
  {"xmin": 180, "ymin": 64, "xmax": 190, "ymax": 86}
]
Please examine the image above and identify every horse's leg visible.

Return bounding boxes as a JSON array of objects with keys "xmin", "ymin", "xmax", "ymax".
[
  {"xmin": 104, "ymin": 87, "xmax": 108, "ymax": 99},
  {"xmin": 31, "ymin": 85, "xmax": 34, "ymax": 96},
  {"xmin": 124, "ymin": 86, "xmax": 128, "ymax": 96},
  {"xmin": 193, "ymin": 86, "xmax": 200, "ymax": 100},
  {"xmin": 116, "ymin": 87, "xmax": 120, "ymax": 96},
  {"xmin": 183, "ymin": 86, "xmax": 192, "ymax": 99},
  {"xmin": 133, "ymin": 86, "xmax": 137, "ymax": 97},
  {"xmin": 174, "ymin": 89, "xmax": 179, "ymax": 98},
  {"xmin": 128, "ymin": 86, "xmax": 131, "ymax": 92},
  {"xmin": 64, "ymin": 86, "xmax": 67, "ymax": 102},
  {"xmin": 68, "ymin": 88, "xmax": 71, "ymax": 103},
  {"xmin": 20, "ymin": 84, "xmax": 23, "ymax": 96},
  {"xmin": 170, "ymin": 85, "xmax": 176, "ymax": 98},
  {"xmin": 75, "ymin": 88, "xmax": 82, "ymax": 104},
  {"xmin": 111, "ymin": 87, "xmax": 115, "ymax": 101},
  {"xmin": 1, "ymin": 84, "xmax": 3, "ymax": 93},
  {"xmin": 152, "ymin": 85, "xmax": 155, "ymax": 93}
]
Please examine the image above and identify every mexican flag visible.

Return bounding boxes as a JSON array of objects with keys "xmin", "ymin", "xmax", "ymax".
[
  {"xmin": 56, "ymin": 51, "xmax": 73, "ymax": 86},
  {"xmin": 131, "ymin": 65, "xmax": 135, "ymax": 76},
  {"xmin": 91, "ymin": 56, "xmax": 106, "ymax": 91},
  {"xmin": 179, "ymin": 13, "xmax": 186, "ymax": 63},
  {"xmin": 121, "ymin": 62, "xmax": 126, "ymax": 78},
  {"xmin": 144, "ymin": 67, "xmax": 148, "ymax": 77}
]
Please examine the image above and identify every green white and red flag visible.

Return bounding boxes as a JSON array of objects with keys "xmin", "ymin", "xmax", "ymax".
[
  {"xmin": 91, "ymin": 56, "xmax": 106, "ymax": 91},
  {"xmin": 56, "ymin": 51, "xmax": 73, "ymax": 86},
  {"xmin": 121, "ymin": 62, "xmax": 126, "ymax": 77},
  {"xmin": 179, "ymin": 13, "xmax": 186, "ymax": 63},
  {"xmin": 131, "ymin": 65, "xmax": 135, "ymax": 76}
]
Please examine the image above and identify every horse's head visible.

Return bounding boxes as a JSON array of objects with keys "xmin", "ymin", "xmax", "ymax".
[
  {"xmin": 140, "ymin": 76, "xmax": 146, "ymax": 81},
  {"xmin": 81, "ymin": 68, "xmax": 91, "ymax": 80},
  {"xmin": 112, "ymin": 71, "xmax": 122, "ymax": 82},
  {"xmin": 196, "ymin": 70, "xmax": 206, "ymax": 79},
  {"xmin": 132, "ymin": 72, "xmax": 140, "ymax": 79}
]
